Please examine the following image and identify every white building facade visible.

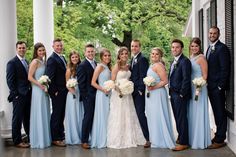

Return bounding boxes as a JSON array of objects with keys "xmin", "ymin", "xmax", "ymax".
[{"xmin": 184, "ymin": 0, "xmax": 236, "ymax": 154}]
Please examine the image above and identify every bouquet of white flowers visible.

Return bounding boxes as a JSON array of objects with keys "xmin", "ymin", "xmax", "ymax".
[
  {"xmin": 143, "ymin": 76, "xmax": 156, "ymax": 98},
  {"xmin": 116, "ymin": 79, "xmax": 134, "ymax": 98},
  {"xmin": 103, "ymin": 80, "xmax": 115, "ymax": 91},
  {"xmin": 192, "ymin": 77, "xmax": 207, "ymax": 101},
  {"xmin": 66, "ymin": 78, "xmax": 78, "ymax": 98},
  {"xmin": 38, "ymin": 75, "xmax": 51, "ymax": 93}
]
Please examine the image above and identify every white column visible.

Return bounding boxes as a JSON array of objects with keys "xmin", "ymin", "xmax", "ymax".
[
  {"xmin": 0, "ymin": 0, "xmax": 17, "ymax": 138},
  {"xmin": 33, "ymin": 0, "xmax": 54, "ymax": 56},
  {"xmin": 191, "ymin": 0, "xmax": 199, "ymax": 37}
]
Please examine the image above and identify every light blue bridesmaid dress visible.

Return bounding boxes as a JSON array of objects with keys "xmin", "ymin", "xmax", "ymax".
[
  {"xmin": 91, "ymin": 64, "xmax": 111, "ymax": 148},
  {"xmin": 188, "ymin": 56, "xmax": 211, "ymax": 149},
  {"xmin": 65, "ymin": 76, "xmax": 84, "ymax": 145},
  {"xmin": 145, "ymin": 63, "xmax": 175, "ymax": 149},
  {"xmin": 30, "ymin": 59, "xmax": 51, "ymax": 148}
]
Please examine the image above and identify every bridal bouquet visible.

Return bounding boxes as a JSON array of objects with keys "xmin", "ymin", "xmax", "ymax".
[
  {"xmin": 38, "ymin": 75, "xmax": 51, "ymax": 93},
  {"xmin": 66, "ymin": 78, "xmax": 78, "ymax": 99},
  {"xmin": 116, "ymin": 79, "xmax": 134, "ymax": 98},
  {"xmin": 192, "ymin": 77, "xmax": 207, "ymax": 101},
  {"xmin": 143, "ymin": 76, "xmax": 156, "ymax": 98}
]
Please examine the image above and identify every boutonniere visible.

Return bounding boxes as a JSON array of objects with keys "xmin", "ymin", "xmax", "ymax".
[{"xmin": 211, "ymin": 45, "xmax": 215, "ymax": 53}]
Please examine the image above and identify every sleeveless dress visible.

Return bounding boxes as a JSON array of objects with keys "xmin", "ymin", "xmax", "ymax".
[
  {"xmin": 188, "ymin": 56, "xmax": 211, "ymax": 149},
  {"xmin": 107, "ymin": 70, "xmax": 145, "ymax": 149},
  {"xmin": 65, "ymin": 76, "xmax": 84, "ymax": 145},
  {"xmin": 30, "ymin": 59, "xmax": 51, "ymax": 148},
  {"xmin": 91, "ymin": 64, "xmax": 111, "ymax": 148},
  {"xmin": 145, "ymin": 63, "xmax": 175, "ymax": 148}
]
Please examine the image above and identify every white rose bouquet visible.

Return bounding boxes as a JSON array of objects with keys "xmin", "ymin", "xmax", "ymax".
[
  {"xmin": 38, "ymin": 75, "xmax": 51, "ymax": 94},
  {"xmin": 103, "ymin": 80, "xmax": 115, "ymax": 96},
  {"xmin": 66, "ymin": 78, "xmax": 78, "ymax": 99},
  {"xmin": 103, "ymin": 80, "xmax": 115, "ymax": 91},
  {"xmin": 192, "ymin": 77, "xmax": 207, "ymax": 101},
  {"xmin": 143, "ymin": 76, "xmax": 156, "ymax": 98},
  {"xmin": 116, "ymin": 79, "xmax": 134, "ymax": 98}
]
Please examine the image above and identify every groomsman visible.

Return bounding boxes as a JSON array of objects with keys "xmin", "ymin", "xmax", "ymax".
[
  {"xmin": 45, "ymin": 38, "xmax": 68, "ymax": 147},
  {"xmin": 6, "ymin": 41, "xmax": 31, "ymax": 148},
  {"xmin": 130, "ymin": 39, "xmax": 150, "ymax": 148},
  {"xmin": 169, "ymin": 39, "xmax": 191, "ymax": 151},
  {"xmin": 206, "ymin": 26, "xmax": 230, "ymax": 149},
  {"xmin": 77, "ymin": 44, "xmax": 97, "ymax": 149}
]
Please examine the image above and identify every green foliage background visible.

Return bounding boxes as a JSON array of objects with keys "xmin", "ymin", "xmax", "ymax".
[{"xmin": 17, "ymin": 0, "xmax": 191, "ymax": 69}]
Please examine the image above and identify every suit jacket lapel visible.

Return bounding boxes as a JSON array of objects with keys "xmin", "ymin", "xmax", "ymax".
[
  {"xmin": 15, "ymin": 56, "xmax": 28, "ymax": 75},
  {"xmin": 53, "ymin": 52, "xmax": 66, "ymax": 69}
]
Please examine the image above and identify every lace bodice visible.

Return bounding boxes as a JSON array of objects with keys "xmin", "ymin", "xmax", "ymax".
[{"xmin": 116, "ymin": 70, "xmax": 131, "ymax": 80}]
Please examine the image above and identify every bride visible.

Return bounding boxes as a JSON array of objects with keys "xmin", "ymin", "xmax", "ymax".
[{"xmin": 107, "ymin": 47, "xmax": 145, "ymax": 149}]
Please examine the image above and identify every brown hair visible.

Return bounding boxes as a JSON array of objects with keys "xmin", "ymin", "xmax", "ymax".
[
  {"xmin": 210, "ymin": 26, "xmax": 220, "ymax": 34},
  {"xmin": 131, "ymin": 39, "xmax": 141, "ymax": 47},
  {"xmin": 100, "ymin": 48, "xmax": 112, "ymax": 70},
  {"xmin": 189, "ymin": 37, "xmax": 203, "ymax": 56},
  {"xmin": 67, "ymin": 51, "xmax": 81, "ymax": 77},
  {"xmin": 33, "ymin": 42, "xmax": 47, "ymax": 62},
  {"xmin": 16, "ymin": 41, "xmax": 26, "ymax": 48},
  {"xmin": 53, "ymin": 38, "xmax": 62, "ymax": 43},
  {"xmin": 171, "ymin": 39, "xmax": 184, "ymax": 48}
]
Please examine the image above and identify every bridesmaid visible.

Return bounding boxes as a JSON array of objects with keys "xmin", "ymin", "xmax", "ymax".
[
  {"xmin": 91, "ymin": 48, "xmax": 111, "ymax": 148},
  {"xmin": 65, "ymin": 51, "xmax": 84, "ymax": 145},
  {"xmin": 145, "ymin": 47, "xmax": 175, "ymax": 149},
  {"xmin": 28, "ymin": 42, "xmax": 51, "ymax": 148},
  {"xmin": 188, "ymin": 37, "xmax": 211, "ymax": 149}
]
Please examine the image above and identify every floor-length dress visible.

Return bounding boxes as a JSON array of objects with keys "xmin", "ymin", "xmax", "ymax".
[
  {"xmin": 107, "ymin": 70, "xmax": 145, "ymax": 149},
  {"xmin": 145, "ymin": 64, "xmax": 175, "ymax": 148},
  {"xmin": 65, "ymin": 77, "xmax": 84, "ymax": 145},
  {"xmin": 188, "ymin": 56, "xmax": 211, "ymax": 149},
  {"xmin": 91, "ymin": 64, "xmax": 111, "ymax": 148},
  {"xmin": 30, "ymin": 59, "xmax": 51, "ymax": 148}
]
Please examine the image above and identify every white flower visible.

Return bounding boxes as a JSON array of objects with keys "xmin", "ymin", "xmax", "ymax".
[
  {"xmin": 116, "ymin": 79, "xmax": 134, "ymax": 96},
  {"xmin": 192, "ymin": 77, "xmax": 206, "ymax": 87},
  {"xmin": 192, "ymin": 77, "xmax": 206, "ymax": 101},
  {"xmin": 66, "ymin": 78, "xmax": 78, "ymax": 88},
  {"xmin": 143, "ymin": 76, "xmax": 156, "ymax": 86},
  {"xmin": 211, "ymin": 45, "xmax": 215, "ymax": 52},
  {"xmin": 38, "ymin": 75, "xmax": 51, "ymax": 85},
  {"xmin": 103, "ymin": 80, "xmax": 115, "ymax": 91},
  {"xmin": 38, "ymin": 75, "xmax": 51, "ymax": 93}
]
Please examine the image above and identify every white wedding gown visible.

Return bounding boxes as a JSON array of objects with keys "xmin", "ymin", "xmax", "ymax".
[{"xmin": 107, "ymin": 70, "xmax": 145, "ymax": 149}]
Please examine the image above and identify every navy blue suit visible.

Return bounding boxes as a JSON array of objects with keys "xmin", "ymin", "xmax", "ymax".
[
  {"xmin": 169, "ymin": 54, "xmax": 191, "ymax": 145},
  {"xmin": 6, "ymin": 56, "xmax": 31, "ymax": 145},
  {"xmin": 76, "ymin": 59, "xmax": 96, "ymax": 143},
  {"xmin": 206, "ymin": 40, "xmax": 230, "ymax": 143},
  {"xmin": 45, "ymin": 52, "xmax": 68, "ymax": 141},
  {"xmin": 130, "ymin": 53, "xmax": 149, "ymax": 141}
]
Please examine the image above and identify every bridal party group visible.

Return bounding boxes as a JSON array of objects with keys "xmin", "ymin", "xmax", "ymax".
[{"xmin": 6, "ymin": 26, "xmax": 230, "ymax": 151}]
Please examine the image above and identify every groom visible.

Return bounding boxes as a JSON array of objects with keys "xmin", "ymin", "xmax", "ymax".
[{"xmin": 130, "ymin": 39, "xmax": 150, "ymax": 148}]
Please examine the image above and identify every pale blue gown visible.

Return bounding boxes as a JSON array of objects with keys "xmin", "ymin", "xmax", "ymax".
[
  {"xmin": 91, "ymin": 64, "xmax": 111, "ymax": 148},
  {"xmin": 30, "ymin": 59, "xmax": 51, "ymax": 149},
  {"xmin": 145, "ymin": 63, "xmax": 175, "ymax": 149},
  {"xmin": 188, "ymin": 56, "xmax": 211, "ymax": 149},
  {"xmin": 65, "ymin": 77, "xmax": 84, "ymax": 145}
]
